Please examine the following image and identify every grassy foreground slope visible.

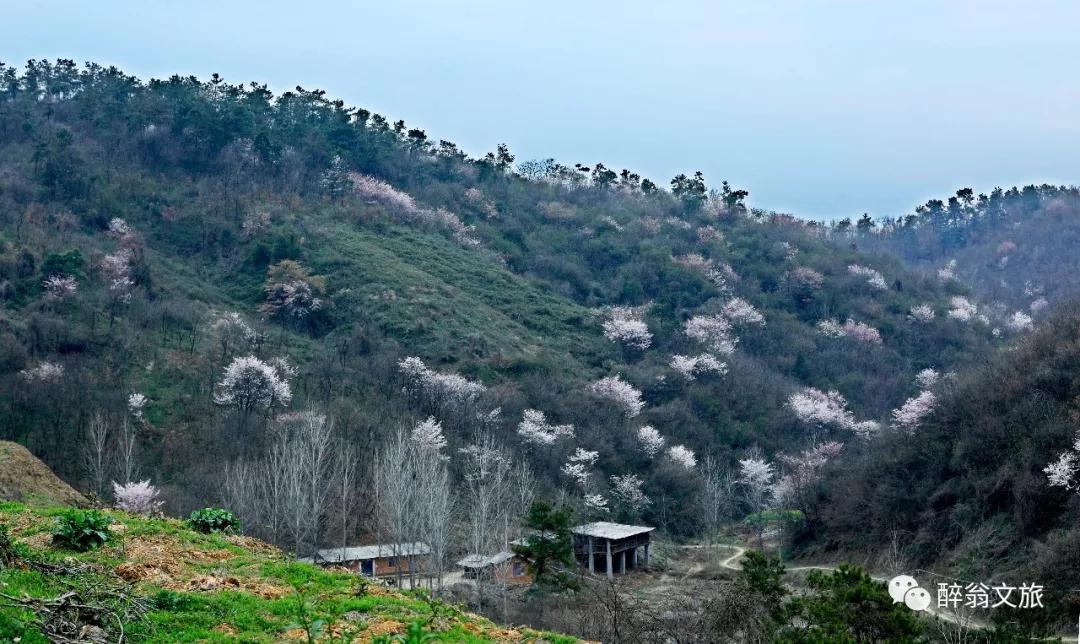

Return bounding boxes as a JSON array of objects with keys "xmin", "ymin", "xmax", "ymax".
[{"xmin": 0, "ymin": 503, "xmax": 573, "ymax": 643}]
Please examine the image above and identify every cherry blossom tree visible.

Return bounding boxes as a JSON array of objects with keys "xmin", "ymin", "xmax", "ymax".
[
  {"xmin": 562, "ymin": 448, "xmax": 600, "ymax": 487},
  {"xmin": 841, "ymin": 319, "xmax": 883, "ymax": 344},
  {"xmin": 670, "ymin": 354, "xmax": 727, "ymax": 381},
  {"xmin": 610, "ymin": 474, "xmax": 651, "ymax": 514},
  {"xmin": 685, "ymin": 314, "xmax": 738, "ymax": 355},
  {"xmin": 891, "ymin": 390, "xmax": 936, "ymax": 432},
  {"xmin": 602, "ymin": 317, "xmax": 653, "ymax": 350},
  {"xmin": 637, "ymin": 426, "xmax": 665, "ymax": 457},
  {"xmin": 788, "ymin": 387, "xmax": 855, "ymax": 430},
  {"xmin": 771, "ymin": 442, "xmax": 843, "ymax": 510},
  {"xmin": 1030, "ymin": 298, "xmax": 1050, "ymax": 315},
  {"xmin": 399, "ymin": 356, "xmax": 486, "ymax": 417},
  {"xmin": 102, "ymin": 248, "xmax": 135, "ymax": 306},
  {"xmin": 517, "ymin": 409, "xmax": 574, "ymax": 445},
  {"xmin": 42, "ymin": 275, "xmax": 77, "ymax": 301},
  {"xmin": 19, "ymin": 361, "xmax": 64, "ymax": 382},
  {"xmin": 1006, "ymin": 311, "xmax": 1034, "ymax": 332},
  {"xmin": 847, "ymin": 264, "xmax": 887, "ymax": 289},
  {"xmin": 947, "ymin": 296, "xmax": 978, "ymax": 322},
  {"xmin": 584, "ymin": 493, "xmax": 610, "ymax": 515},
  {"xmin": 722, "ymin": 297, "xmax": 765, "ymax": 326},
  {"xmin": 211, "ymin": 312, "xmax": 259, "ymax": 361},
  {"xmin": 128, "ymin": 393, "xmax": 147, "ymax": 422},
  {"xmin": 909, "ymin": 304, "xmax": 936, "ymax": 322},
  {"xmin": 260, "ymin": 260, "xmax": 326, "ymax": 321},
  {"xmin": 667, "ymin": 445, "xmax": 697, "ymax": 470},
  {"xmin": 112, "ymin": 480, "xmax": 163, "ymax": 515},
  {"xmin": 938, "ymin": 259, "xmax": 957, "ymax": 282},
  {"xmin": 914, "ymin": 368, "xmax": 939, "ymax": 390},
  {"xmin": 214, "ymin": 355, "xmax": 292, "ymax": 420},
  {"xmin": 410, "ymin": 416, "xmax": 448, "ymax": 454},
  {"xmin": 738, "ymin": 457, "xmax": 775, "ymax": 514},
  {"xmin": 590, "ymin": 375, "xmax": 645, "ymax": 418},
  {"xmin": 816, "ymin": 318, "xmax": 845, "ymax": 338},
  {"xmin": 789, "ymin": 266, "xmax": 824, "ymax": 289}
]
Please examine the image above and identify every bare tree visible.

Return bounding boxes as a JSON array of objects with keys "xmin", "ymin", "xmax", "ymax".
[
  {"xmin": 332, "ymin": 439, "xmax": 359, "ymax": 561},
  {"xmin": 115, "ymin": 418, "xmax": 139, "ymax": 485},
  {"xmin": 82, "ymin": 414, "xmax": 110, "ymax": 497},
  {"xmin": 459, "ymin": 433, "xmax": 513, "ymax": 556},
  {"xmin": 700, "ymin": 456, "xmax": 736, "ymax": 546},
  {"xmin": 415, "ymin": 446, "xmax": 452, "ymax": 590},
  {"xmin": 374, "ymin": 427, "xmax": 417, "ymax": 588}
]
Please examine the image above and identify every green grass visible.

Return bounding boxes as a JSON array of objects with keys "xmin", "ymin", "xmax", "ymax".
[
  {"xmin": 316, "ymin": 222, "xmax": 611, "ymax": 371},
  {"xmin": 0, "ymin": 503, "xmax": 574, "ymax": 642}
]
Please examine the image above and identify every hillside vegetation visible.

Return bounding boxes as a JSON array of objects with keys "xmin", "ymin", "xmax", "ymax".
[
  {"xmin": 0, "ymin": 501, "xmax": 572, "ymax": 642},
  {"xmin": 0, "ymin": 60, "xmax": 1012, "ymax": 536}
]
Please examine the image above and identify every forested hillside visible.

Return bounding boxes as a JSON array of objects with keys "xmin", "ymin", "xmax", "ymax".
[
  {"xmin": 846, "ymin": 184, "xmax": 1080, "ymax": 314},
  {"xmin": 803, "ymin": 303, "xmax": 1080, "ymax": 631},
  {"xmin": 0, "ymin": 59, "xmax": 1022, "ymax": 559}
]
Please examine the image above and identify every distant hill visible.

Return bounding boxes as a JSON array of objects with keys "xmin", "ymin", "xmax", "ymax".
[{"xmin": 849, "ymin": 184, "xmax": 1080, "ymax": 314}]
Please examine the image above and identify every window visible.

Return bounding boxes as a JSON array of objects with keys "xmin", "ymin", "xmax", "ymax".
[
  {"xmin": 387, "ymin": 557, "xmax": 396, "ymax": 567},
  {"xmin": 513, "ymin": 562, "xmax": 525, "ymax": 576}
]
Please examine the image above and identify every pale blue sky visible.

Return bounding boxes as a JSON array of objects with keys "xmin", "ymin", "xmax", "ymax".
[{"xmin": 4, "ymin": 0, "xmax": 1079, "ymax": 219}]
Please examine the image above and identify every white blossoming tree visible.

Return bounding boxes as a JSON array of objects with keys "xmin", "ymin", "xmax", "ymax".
[
  {"xmin": 909, "ymin": 304, "xmax": 936, "ymax": 322},
  {"xmin": 610, "ymin": 473, "xmax": 651, "ymax": 515},
  {"xmin": 112, "ymin": 480, "xmax": 163, "ymax": 516},
  {"xmin": 891, "ymin": 390, "xmax": 936, "ymax": 432},
  {"xmin": 214, "ymin": 356, "xmax": 292, "ymax": 425},
  {"xmin": 590, "ymin": 375, "xmax": 645, "ymax": 418},
  {"xmin": 847, "ymin": 264, "xmax": 887, "ymax": 289},
  {"xmin": 670, "ymin": 354, "xmax": 727, "ymax": 381},
  {"xmin": 722, "ymin": 298, "xmax": 765, "ymax": 326},
  {"xmin": 637, "ymin": 426, "xmax": 665, "ymax": 457},
  {"xmin": 667, "ymin": 445, "xmax": 697, "ymax": 470},
  {"xmin": 128, "ymin": 393, "xmax": 147, "ymax": 422},
  {"xmin": 602, "ymin": 317, "xmax": 653, "ymax": 351},
  {"xmin": 410, "ymin": 416, "xmax": 448, "ymax": 454},
  {"xmin": 685, "ymin": 315, "xmax": 738, "ymax": 355},
  {"xmin": 398, "ymin": 356, "xmax": 486, "ymax": 418},
  {"xmin": 517, "ymin": 409, "xmax": 574, "ymax": 445}
]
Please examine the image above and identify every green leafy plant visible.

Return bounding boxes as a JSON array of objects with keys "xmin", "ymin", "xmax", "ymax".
[
  {"xmin": 186, "ymin": 507, "xmax": 239, "ymax": 534},
  {"xmin": 51, "ymin": 509, "xmax": 111, "ymax": 552}
]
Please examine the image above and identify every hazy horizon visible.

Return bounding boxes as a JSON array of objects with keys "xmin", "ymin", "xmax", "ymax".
[{"xmin": 4, "ymin": 0, "xmax": 1079, "ymax": 219}]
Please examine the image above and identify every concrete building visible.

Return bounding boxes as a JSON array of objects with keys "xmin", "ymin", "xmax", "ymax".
[{"xmin": 572, "ymin": 522, "xmax": 653, "ymax": 578}]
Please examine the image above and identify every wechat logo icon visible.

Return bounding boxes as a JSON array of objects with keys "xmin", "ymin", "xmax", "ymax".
[{"xmin": 889, "ymin": 575, "xmax": 931, "ymax": 612}]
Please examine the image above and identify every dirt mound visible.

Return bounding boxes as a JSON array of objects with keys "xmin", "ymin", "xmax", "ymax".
[{"xmin": 0, "ymin": 441, "xmax": 87, "ymax": 506}]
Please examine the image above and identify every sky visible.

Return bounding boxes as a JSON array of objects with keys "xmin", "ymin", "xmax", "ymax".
[{"xmin": 4, "ymin": 0, "xmax": 1080, "ymax": 220}]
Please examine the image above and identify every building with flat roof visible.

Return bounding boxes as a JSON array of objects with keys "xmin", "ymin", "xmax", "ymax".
[{"xmin": 571, "ymin": 522, "xmax": 653, "ymax": 578}]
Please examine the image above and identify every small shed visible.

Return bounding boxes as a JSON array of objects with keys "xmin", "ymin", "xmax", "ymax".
[
  {"xmin": 456, "ymin": 551, "xmax": 531, "ymax": 585},
  {"xmin": 572, "ymin": 522, "xmax": 653, "ymax": 578},
  {"xmin": 306, "ymin": 542, "xmax": 431, "ymax": 578}
]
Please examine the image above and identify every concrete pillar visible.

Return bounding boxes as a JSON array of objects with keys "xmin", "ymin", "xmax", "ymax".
[
  {"xmin": 619, "ymin": 550, "xmax": 626, "ymax": 574},
  {"xmin": 588, "ymin": 538, "xmax": 594, "ymax": 574},
  {"xmin": 644, "ymin": 543, "xmax": 650, "ymax": 567},
  {"xmin": 605, "ymin": 540, "xmax": 613, "ymax": 579}
]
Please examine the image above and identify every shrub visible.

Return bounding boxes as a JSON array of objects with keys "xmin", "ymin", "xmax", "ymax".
[
  {"xmin": 187, "ymin": 507, "xmax": 239, "ymax": 534},
  {"xmin": 51, "ymin": 510, "xmax": 111, "ymax": 552}
]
